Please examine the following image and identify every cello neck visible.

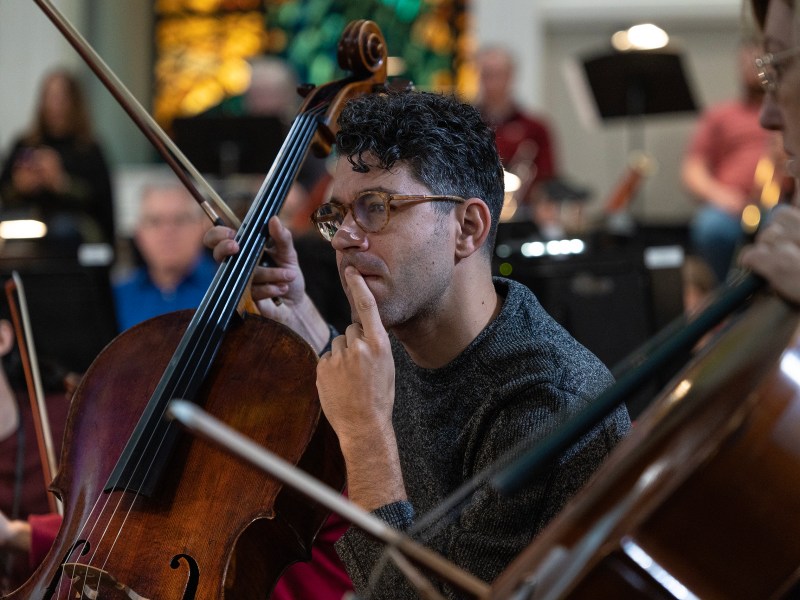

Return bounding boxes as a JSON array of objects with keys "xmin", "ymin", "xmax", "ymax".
[{"xmin": 106, "ymin": 104, "xmax": 327, "ymax": 496}]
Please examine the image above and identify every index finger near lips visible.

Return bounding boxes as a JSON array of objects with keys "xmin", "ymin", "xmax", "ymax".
[{"xmin": 344, "ymin": 266, "xmax": 383, "ymax": 341}]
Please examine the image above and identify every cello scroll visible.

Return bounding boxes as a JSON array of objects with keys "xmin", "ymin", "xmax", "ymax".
[{"xmin": 301, "ymin": 19, "xmax": 388, "ymax": 157}]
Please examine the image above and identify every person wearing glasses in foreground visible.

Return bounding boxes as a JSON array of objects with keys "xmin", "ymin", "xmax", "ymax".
[
  {"xmin": 205, "ymin": 90, "xmax": 630, "ymax": 598},
  {"xmin": 740, "ymin": 0, "xmax": 800, "ymax": 306}
]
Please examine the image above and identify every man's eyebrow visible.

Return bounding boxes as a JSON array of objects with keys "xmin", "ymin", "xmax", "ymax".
[{"xmin": 328, "ymin": 187, "xmax": 399, "ymax": 205}]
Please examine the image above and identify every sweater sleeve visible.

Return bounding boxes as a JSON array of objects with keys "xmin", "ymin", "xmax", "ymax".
[
  {"xmin": 333, "ymin": 382, "xmax": 628, "ymax": 599},
  {"xmin": 334, "ymin": 500, "xmax": 416, "ymax": 594}
]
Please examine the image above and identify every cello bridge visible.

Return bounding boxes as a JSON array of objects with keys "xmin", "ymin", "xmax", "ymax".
[{"xmin": 63, "ymin": 563, "xmax": 151, "ymax": 600}]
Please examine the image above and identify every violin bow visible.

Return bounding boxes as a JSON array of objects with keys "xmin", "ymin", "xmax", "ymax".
[
  {"xmin": 4, "ymin": 273, "xmax": 63, "ymax": 517},
  {"xmin": 32, "ymin": 0, "xmax": 284, "ymax": 312},
  {"xmin": 168, "ymin": 400, "xmax": 490, "ymax": 599},
  {"xmin": 31, "ymin": 0, "xmax": 241, "ymax": 230}
]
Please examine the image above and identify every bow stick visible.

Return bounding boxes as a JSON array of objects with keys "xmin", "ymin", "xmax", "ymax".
[
  {"xmin": 32, "ymin": 0, "xmax": 289, "ymax": 310},
  {"xmin": 4, "ymin": 273, "xmax": 63, "ymax": 517},
  {"xmin": 32, "ymin": 0, "xmax": 241, "ymax": 229},
  {"xmin": 168, "ymin": 399, "xmax": 491, "ymax": 599}
]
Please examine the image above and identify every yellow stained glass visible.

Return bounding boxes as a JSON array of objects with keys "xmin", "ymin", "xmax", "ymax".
[{"xmin": 153, "ymin": 0, "xmax": 467, "ymax": 126}]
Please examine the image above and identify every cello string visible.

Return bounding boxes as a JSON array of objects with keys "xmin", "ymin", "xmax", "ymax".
[
  {"xmin": 49, "ymin": 88, "xmax": 322, "ymax": 593},
  {"xmin": 27, "ymin": 5, "xmax": 386, "ymax": 594},
  {"xmin": 67, "ymin": 106, "xmax": 328, "ymax": 592},
  {"xmin": 170, "ymin": 107, "xmax": 323, "ymax": 377}
]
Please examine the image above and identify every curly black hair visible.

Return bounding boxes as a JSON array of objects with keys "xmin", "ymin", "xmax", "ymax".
[{"xmin": 335, "ymin": 90, "xmax": 505, "ymax": 254}]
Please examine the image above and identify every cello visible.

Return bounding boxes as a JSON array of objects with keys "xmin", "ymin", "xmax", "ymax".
[
  {"xmin": 2, "ymin": 19, "xmax": 389, "ymax": 600},
  {"xmin": 488, "ymin": 285, "xmax": 800, "ymax": 599},
  {"xmin": 174, "ymin": 275, "xmax": 800, "ymax": 599}
]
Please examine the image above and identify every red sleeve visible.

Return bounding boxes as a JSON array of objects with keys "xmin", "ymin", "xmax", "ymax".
[
  {"xmin": 270, "ymin": 509, "xmax": 353, "ymax": 599},
  {"xmin": 686, "ymin": 106, "xmax": 722, "ymax": 161},
  {"xmin": 27, "ymin": 512, "xmax": 62, "ymax": 570},
  {"xmin": 532, "ymin": 119, "xmax": 557, "ymax": 180}
]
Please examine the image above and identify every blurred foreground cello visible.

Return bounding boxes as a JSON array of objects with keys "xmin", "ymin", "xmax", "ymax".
[
  {"xmin": 2, "ymin": 19, "xmax": 389, "ymax": 600},
  {"xmin": 490, "ymin": 288, "xmax": 800, "ymax": 599}
]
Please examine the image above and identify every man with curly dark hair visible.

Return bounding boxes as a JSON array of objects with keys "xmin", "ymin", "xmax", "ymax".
[{"xmin": 206, "ymin": 90, "xmax": 630, "ymax": 598}]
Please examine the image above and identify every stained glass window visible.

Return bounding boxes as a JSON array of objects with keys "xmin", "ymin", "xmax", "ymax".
[
  {"xmin": 153, "ymin": 0, "xmax": 470, "ymax": 127},
  {"xmin": 153, "ymin": 0, "xmax": 267, "ymax": 125},
  {"xmin": 263, "ymin": 0, "xmax": 469, "ymax": 91}
]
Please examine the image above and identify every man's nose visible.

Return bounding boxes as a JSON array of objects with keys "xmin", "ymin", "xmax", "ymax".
[
  {"xmin": 760, "ymin": 92, "xmax": 783, "ymax": 132},
  {"xmin": 331, "ymin": 213, "xmax": 368, "ymax": 250}
]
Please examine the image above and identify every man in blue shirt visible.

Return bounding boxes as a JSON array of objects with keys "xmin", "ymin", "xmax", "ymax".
[{"xmin": 113, "ymin": 182, "xmax": 217, "ymax": 331}]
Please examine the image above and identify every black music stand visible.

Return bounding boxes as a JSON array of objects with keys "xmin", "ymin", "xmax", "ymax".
[
  {"xmin": 172, "ymin": 115, "xmax": 287, "ymax": 177},
  {"xmin": 581, "ymin": 49, "xmax": 698, "ymax": 122},
  {"xmin": 575, "ymin": 48, "xmax": 697, "ymax": 149},
  {"xmin": 575, "ymin": 48, "xmax": 698, "ymax": 220}
]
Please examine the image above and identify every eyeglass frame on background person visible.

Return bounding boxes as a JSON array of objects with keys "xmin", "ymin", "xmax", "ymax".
[
  {"xmin": 310, "ymin": 190, "xmax": 467, "ymax": 242},
  {"xmin": 755, "ymin": 46, "xmax": 800, "ymax": 92}
]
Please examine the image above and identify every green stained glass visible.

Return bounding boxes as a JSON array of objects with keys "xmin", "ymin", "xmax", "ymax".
[
  {"xmin": 309, "ymin": 53, "xmax": 337, "ymax": 84},
  {"xmin": 153, "ymin": 0, "xmax": 468, "ymax": 126},
  {"xmin": 264, "ymin": 0, "xmax": 467, "ymax": 89},
  {"xmin": 395, "ymin": 0, "xmax": 421, "ymax": 22}
]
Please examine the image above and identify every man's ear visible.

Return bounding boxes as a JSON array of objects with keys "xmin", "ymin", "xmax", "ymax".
[
  {"xmin": 0, "ymin": 320, "xmax": 15, "ymax": 358},
  {"xmin": 454, "ymin": 198, "xmax": 492, "ymax": 259}
]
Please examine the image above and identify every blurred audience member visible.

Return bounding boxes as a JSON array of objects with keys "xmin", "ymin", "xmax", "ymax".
[
  {"xmin": 244, "ymin": 56, "xmax": 302, "ymax": 124},
  {"xmin": 681, "ymin": 40, "xmax": 782, "ymax": 284},
  {"xmin": 113, "ymin": 182, "xmax": 216, "ymax": 331},
  {"xmin": 243, "ymin": 57, "xmax": 348, "ymax": 331},
  {"xmin": 475, "ymin": 46, "xmax": 559, "ymax": 216},
  {"xmin": 0, "ymin": 68, "xmax": 115, "ymax": 246},
  {"xmin": 250, "ymin": 57, "xmax": 329, "ymax": 207}
]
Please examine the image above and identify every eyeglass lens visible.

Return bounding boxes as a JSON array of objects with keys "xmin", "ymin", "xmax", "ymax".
[
  {"xmin": 313, "ymin": 203, "xmax": 343, "ymax": 241},
  {"xmin": 757, "ymin": 58, "xmax": 776, "ymax": 91},
  {"xmin": 313, "ymin": 192, "xmax": 391, "ymax": 241}
]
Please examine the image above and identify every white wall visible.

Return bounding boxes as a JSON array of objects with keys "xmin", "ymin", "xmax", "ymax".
[{"xmin": 0, "ymin": 0, "xmax": 86, "ymax": 154}]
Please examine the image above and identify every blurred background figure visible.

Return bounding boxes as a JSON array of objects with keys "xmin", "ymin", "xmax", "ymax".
[
  {"xmin": 0, "ymin": 68, "xmax": 115, "ymax": 248},
  {"xmin": 243, "ymin": 56, "xmax": 303, "ymax": 124},
  {"xmin": 113, "ymin": 182, "xmax": 215, "ymax": 331},
  {"xmin": 681, "ymin": 39, "xmax": 789, "ymax": 284},
  {"xmin": 241, "ymin": 57, "xmax": 348, "ymax": 332},
  {"xmin": 244, "ymin": 56, "xmax": 330, "ymax": 226},
  {"xmin": 475, "ymin": 46, "xmax": 559, "ymax": 220},
  {"xmin": 0, "ymin": 297, "xmax": 71, "ymax": 594}
]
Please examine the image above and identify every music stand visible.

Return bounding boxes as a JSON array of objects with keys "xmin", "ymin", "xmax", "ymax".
[
  {"xmin": 0, "ymin": 259, "xmax": 118, "ymax": 373},
  {"xmin": 172, "ymin": 115, "xmax": 287, "ymax": 177},
  {"xmin": 580, "ymin": 49, "xmax": 698, "ymax": 122},
  {"xmin": 569, "ymin": 48, "xmax": 698, "ymax": 219}
]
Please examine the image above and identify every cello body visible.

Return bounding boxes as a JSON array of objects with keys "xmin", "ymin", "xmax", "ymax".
[
  {"xmin": 6, "ymin": 310, "xmax": 343, "ymax": 599},
  {"xmin": 491, "ymin": 294, "xmax": 800, "ymax": 599}
]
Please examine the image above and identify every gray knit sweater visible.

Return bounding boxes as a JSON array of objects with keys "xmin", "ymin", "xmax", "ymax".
[{"xmin": 334, "ymin": 277, "xmax": 630, "ymax": 598}]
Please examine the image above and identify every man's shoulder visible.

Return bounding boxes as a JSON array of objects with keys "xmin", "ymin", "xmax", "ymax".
[
  {"xmin": 113, "ymin": 267, "xmax": 150, "ymax": 292},
  {"xmin": 491, "ymin": 277, "xmax": 613, "ymax": 386},
  {"xmin": 111, "ymin": 267, "xmax": 147, "ymax": 292}
]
